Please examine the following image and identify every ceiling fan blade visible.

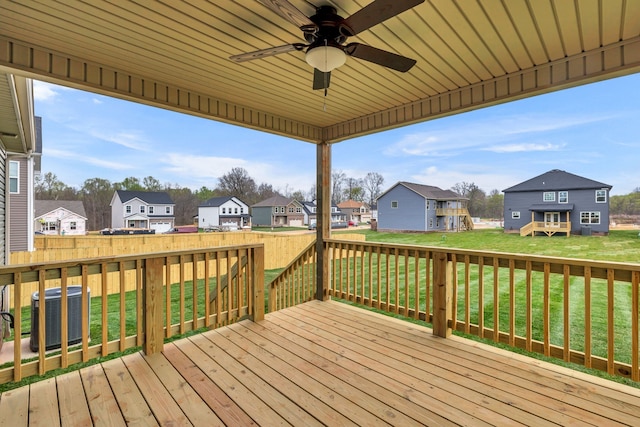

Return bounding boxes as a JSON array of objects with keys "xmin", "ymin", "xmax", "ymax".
[
  {"xmin": 312, "ymin": 68, "xmax": 331, "ymax": 90},
  {"xmin": 256, "ymin": 0, "xmax": 316, "ymax": 30},
  {"xmin": 229, "ymin": 43, "xmax": 305, "ymax": 62},
  {"xmin": 345, "ymin": 43, "xmax": 416, "ymax": 72},
  {"xmin": 343, "ymin": 0, "xmax": 425, "ymax": 35}
]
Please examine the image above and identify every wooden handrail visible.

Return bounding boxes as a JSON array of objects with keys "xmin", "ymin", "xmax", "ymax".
[
  {"xmin": 324, "ymin": 238, "xmax": 640, "ymax": 381},
  {"xmin": 0, "ymin": 244, "xmax": 265, "ymax": 384}
]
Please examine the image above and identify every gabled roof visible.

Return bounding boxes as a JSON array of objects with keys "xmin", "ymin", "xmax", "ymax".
[
  {"xmin": 337, "ymin": 200, "xmax": 366, "ymax": 209},
  {"xmin": 200, "ymin": 196, "xmax": 247, "ymax": 208},
  {"xmin": 503, "ymin": 170, "xmax": 612, "ymax": 193},
  {"xmin": 252, "ymin": 195, "xmax": 291, "ymax": 208},
  {"xmin": 35, "ymin": 200, "xmax": 87, "ymax": 219},
  {"xmin": 378, "ymin": 182, "xmax": 464, "ymax": 201},
  {"xmin": 115, "ymin": 190, "xmax": 174, "ymax": 205}
]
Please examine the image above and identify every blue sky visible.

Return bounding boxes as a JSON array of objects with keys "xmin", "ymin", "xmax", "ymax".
[{"xmin": 34, "ymin": 72, "xmax": 639, "ymax": 196}]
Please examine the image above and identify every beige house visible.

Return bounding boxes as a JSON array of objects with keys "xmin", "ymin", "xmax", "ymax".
[
  {"xmin": 337, "ymin": 200, "xmax": 371, "ymax": 224},
  {"xmin": 35, "ymin": 200, "xmax": 88, "ymax": 236}
]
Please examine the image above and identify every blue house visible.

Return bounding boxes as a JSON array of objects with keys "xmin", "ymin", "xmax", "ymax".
[
  {"xmin": 376, "ymin": 182, "xmax": 472, "ymax": 232},
  {"xmin": 503, "ymin": 169, "xmax": 612, "ymax": 236}
]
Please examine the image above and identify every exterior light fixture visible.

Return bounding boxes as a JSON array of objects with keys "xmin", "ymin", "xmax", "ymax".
[{"xmin": 305, "ymin": 45, "xmax": 346, "ymax": 72}]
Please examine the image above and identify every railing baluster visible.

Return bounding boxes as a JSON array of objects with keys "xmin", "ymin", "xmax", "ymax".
[
  {"xmin": 135, "ymin": 260, "xmax": 143, "ymax": 348},
  {"xmin": 38, "ymin": 270, "xmax": 46, "ymax": 375},
  {"xmin": 509, "ymin": 259, "xmax": 515, "ymax": 347},
  {"xmin": 563, "ymin": 264, "xmax": 570, "ymax": 362},
  {"xmin": 543, "ymin": 262, "xmax": 550, "ymax": 356},
  {"xmin": 60, "ymin": 267, "xmax": 69, "ymax": 367},
  {"xmin": 478, "ymin": 256, "xmax": 484, "ymax": 339},
  {"xmin": 193, "ymin": 254, "xmax": 199, "ymax": 328},
  {"xmin": 585, "ymin": 266, "xmax": 592, "ymax": 369},
  {"xmin": 464, "ymin": 255, "xmax": 470, "ymax": 333},
  {"xmin": 394, "ymin": 248, "xmax": 399, "ymax": 315},
  {"xmin": 101, "ymin": 262, "xmax": 108, "ymax": 356},
  {"xmin": 204, "ymin": 253, "xmax": 210, "ymax": 328},
  {"xmin": 165, "ymin": 257, "xmax": 171, "ymax": 339},
  {"xmin": 607, "ymin": 268, "xmax": 615, "ymax": 375},
  {"xmin": 451, "ymin": 253, "xmax": 457, "ymax": 329},
  {"xmin": 526, "ymin": 260, "xmax": 532, "ymax": 352},
  {"xmin": 179, "ymin": 255, "xmax": 185, "ymax": 334},
  {"xmin": 376, "ymin": 246, "xmax": 381, "ymax": 310},
  {"xmin": 414, "ymin": 250, "xmax": 420, "ymax": 320},
  {"xmin": 120, "ymin": 261, "xmax": 127, "ymax": 349},
  {"xmin": 493, "ymin": 257, "xmax": 499, "ymax": 343},
  {"xmin": 632, "ymin": 271, "xmax": 639, "ymax": 382},
  {"xmin": 13, "ymin": 272, "xmax": 22, "ymax": 382}
]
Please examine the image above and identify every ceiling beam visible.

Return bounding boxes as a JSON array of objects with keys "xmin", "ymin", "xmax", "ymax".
[
  {"xmin": 0, "ymin": 36, "xmax": 323, "ymax": 144},
  {"xmin": 326, "ymin": 37, "xmax": 640, "ymax": 143}
]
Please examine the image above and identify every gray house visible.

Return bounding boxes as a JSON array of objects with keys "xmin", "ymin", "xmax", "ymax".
[
  {"xmin": 377, "ymin": 182, "xmax": 472, "ymax": 232},
  {"xmin": 110, "ymin": 190, "xmax": 175, "ymax": 233},
  {"xmin": 503, "ymin": 169, "xmax": 612, "ymax": 236}
]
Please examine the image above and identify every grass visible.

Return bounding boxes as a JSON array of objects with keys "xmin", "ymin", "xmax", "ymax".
[{"xmin": 337, "ymin": 228, "xmax": 640, "ymax": 262}]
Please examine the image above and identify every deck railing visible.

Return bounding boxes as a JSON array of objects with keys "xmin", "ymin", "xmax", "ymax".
[
  {"xmin": 0, "ymin": 244, "xmax": 264, "ymax": 384},
  {"xmin": 324, "ymin": 238, "xmax": 640, "ymax": 381},
  {"xmin": 269, "ymin": 241, "xmax": 317, "ymax": 311},
  {"xmin": 521, "ymin": 221, "xmax": 571, "ymax": 237}
]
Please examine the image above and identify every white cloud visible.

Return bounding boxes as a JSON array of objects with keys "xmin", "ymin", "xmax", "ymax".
[
  {"xmin": 33, "ymin": 81, "xmax": 61, "ymax": 102},
  {"xmin": 384, "ymin": 112, "xmax": 614, "ymax": 158},
  {"xmin": 484, "ymin": 142, "xmax": 564, "ymax": 153},
  {"xmin": 161, "ymin": 153, "xmax": 315, "ymax": 191},
  {"xmin": 45, "ymin": 147, "xmax": 134, "ymax": 170}
]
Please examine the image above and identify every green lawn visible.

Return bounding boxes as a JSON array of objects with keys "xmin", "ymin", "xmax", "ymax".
[
  {"xmin": 329, "ymin": 228, "xmax": 640, "ymax": 387},
  {"xmin": 336, "ymin": 228, "xmax": 640, "ymax": 262}
]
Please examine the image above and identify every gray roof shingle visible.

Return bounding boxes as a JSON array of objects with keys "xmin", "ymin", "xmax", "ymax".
[
  {"xmin": 503, "ymin": 169, "xmax": 612, "ymax": 193},
  {"xmin": 35, "ymin": 200, "xmax": 87, "ymax": 218},
  {"xmin": 116, "ymin": 190, "xmax": 174, "ymax": 204}
]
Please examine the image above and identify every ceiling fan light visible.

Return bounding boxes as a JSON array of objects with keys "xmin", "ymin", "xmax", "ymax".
[{"xmin": 305, "ymin": 46, "xmax": 346, "ymax": 72}]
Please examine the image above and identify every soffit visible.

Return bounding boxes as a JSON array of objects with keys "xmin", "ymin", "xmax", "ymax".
[{"xmin": 0, "ymin": 1, "xmax": 639, "ymax": 144}]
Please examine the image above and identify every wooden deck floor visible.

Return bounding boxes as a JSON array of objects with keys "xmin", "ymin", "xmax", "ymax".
[{"xmin": 2, "ymin": 300, "xmax": 640, "ymax": 426}]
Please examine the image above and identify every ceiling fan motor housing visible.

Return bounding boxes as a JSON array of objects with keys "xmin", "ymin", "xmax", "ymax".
[{"xmin": 304, "ymin": 6, "xmax": 350, "ymax": 49}]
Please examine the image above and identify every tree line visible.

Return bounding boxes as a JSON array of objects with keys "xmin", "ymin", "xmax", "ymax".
[{"xmin": 34, "ymin": 168, "xmax": 388, "ymax": 230}]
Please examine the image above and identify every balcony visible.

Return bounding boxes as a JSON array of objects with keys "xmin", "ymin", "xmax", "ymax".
[{"xmin": 0, "ymin": 239, "xmax": 639, "ymax": 425}]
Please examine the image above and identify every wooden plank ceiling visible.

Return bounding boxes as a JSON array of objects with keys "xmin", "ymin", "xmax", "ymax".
[{"xmin": 0, "ymin": 1, "xmax": 639, "ymax": 144}]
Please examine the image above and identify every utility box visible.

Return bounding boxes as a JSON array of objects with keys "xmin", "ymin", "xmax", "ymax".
[
  {"xmin": 30, "ymin": 286, "xmax": 90, "ymax": 352},
  {"xmin": 581, "ymin": 226, "xmax": 591, "ymax": 236}
]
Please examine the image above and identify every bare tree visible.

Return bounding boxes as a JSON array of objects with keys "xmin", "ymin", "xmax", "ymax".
[
  {"xmin": 218, "ymin": 167, "xmax": 258, "ymax": 204},
  {"xmin": 35, "ymin": 172, "xmax": 77, "ymax": 200},
  {"xmin": 362, "ymin": 172, "xmax": 385, "ymax": 206},
  {"xmin": 451, "ymin": 181, "xmax": 486, "ymax": 217},
  {"xmin": 331, "ymin": 170, "xmax": 346, "ymax": 205}
]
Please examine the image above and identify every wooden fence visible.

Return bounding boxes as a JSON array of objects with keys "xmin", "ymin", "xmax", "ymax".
[{"xmin": 9, "ymin": 232, "xmax": 364, "ymax": 307}]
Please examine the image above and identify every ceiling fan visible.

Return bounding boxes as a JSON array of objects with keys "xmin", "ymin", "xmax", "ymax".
[{"xmin": 230, "ymin": 0, "xmax": 425, "ymax": 91}]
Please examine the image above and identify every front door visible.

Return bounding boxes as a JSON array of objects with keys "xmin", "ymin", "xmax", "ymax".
[{"xmin": 545, "ymin": 212, "xmax": 560, "ymax": 227}]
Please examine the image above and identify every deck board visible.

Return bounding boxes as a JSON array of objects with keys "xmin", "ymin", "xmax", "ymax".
[{"xmin": 3, "ymin": 300, "xmax": 640, "ymax": 426}]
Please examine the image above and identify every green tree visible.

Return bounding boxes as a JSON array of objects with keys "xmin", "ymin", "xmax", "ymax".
[
  {"xmin": 485, "ymin": 189, "xmax": 504, "ymax": 219},
  {"xmin": 35, "ymin": 172, "xmax": 77, "ymax": 200},
  {"xmin": 80, "ymin": 178, "xmax": 114, "ymax": 230},
  {"xmin": 116, "ymin": 176, "xmax": 144, "ymax": 191},
  {"xmin": 143, "ymin": 176, "xmax": 162, "ymax": 191}
]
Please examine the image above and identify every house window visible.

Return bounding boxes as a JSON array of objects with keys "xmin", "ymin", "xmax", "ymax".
[
  {"xmin": 512, "ymin": 211, "xmax": 520, "ymax": 219},
  {"xmin": 429, "ymin": 218, "xmax": 433, "ymax": 228},
  {"xmin": 234, "ymin": 208, "xmax": 238, "ymax": 214},
  {"xmin": 240, "ymin": 208, "xmax": 244, "ymax": 213},
  {"xmin": 149, "ymin": 206, "xmax": 154, "ymax": 214},
  {"xmin": 125, "ymin": 205, "xmax": 132, "ymax": 214},
  {"xmin": 580, "ymin": 211, "xmax": 601, "ymax": 224},
  {"xmin": 129, "ymin": 221, "xmax": 136, "ymax": 227},
  {"xmin": 543, "ymin": 192, "xmax": 555, "ymax": 202},
  {"xmin": 70, "ymin": 221, "xmax": 77, "ymax": 230},
  {"xmin": 391, "ymin": 201, "xmax": 398, "ymax": 208},
  {"xmin": 222, "ymin": 207, "xmax": 226, "ymax": 214},
  {"xmin": 288, "ymin": 207, "xmax": 294, "ymax": 213},
  {"xmin": 9, "ymin": 161, "xmax": 19, "ymax": 193},
  {"xmin": 140, "ymin": 205, "xmax": 145, "ymax": 213},
  {"xmin": 595, "ymin": 190, "xmax": 607, "ymax": 203},
  {"xmin": 311, "ymin": 207, "xmax": 316, "ymax": 213},
  {"xmin": 166, "ymin": 206, "xmax": 172, "ymax": 214},
  {"xmin": 44, "ymin": 222, "xmax": 57, "ymax": 231},
  {"xmin": 296, "ymin": 207, "xmax": 301, "ymax": 213},
  {"xmin": 558, "ymin": 191, "xmax": 568, "ymax": 203}
]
